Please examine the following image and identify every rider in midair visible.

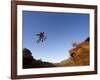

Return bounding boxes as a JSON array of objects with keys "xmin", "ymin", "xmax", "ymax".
[{"xmin": 36, "ymin": 32, "xmax": 45, "ymax": 42}]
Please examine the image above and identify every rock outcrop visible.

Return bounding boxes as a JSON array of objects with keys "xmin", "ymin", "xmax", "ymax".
[
  {"xmin": 57, "ymin": 37, "xmax": 90, "ymax": 66},
  {"xmin": 23, "ymin": 48, "xmax": 56, "ymax": 69}
]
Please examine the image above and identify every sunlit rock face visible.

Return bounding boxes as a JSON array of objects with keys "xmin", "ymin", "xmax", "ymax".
[
  {"xmin": 58, "ymin": 37, "xmax": 90, "ymax": 67},
  {"xmin": 69, "ymin": 39, "xmax": 90, "ymax": 66}
]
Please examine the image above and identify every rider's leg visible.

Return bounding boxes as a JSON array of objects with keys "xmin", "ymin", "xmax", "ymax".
[{"xmin": 42, "ymin": 38, "xmax": 43, "ymax": 42}]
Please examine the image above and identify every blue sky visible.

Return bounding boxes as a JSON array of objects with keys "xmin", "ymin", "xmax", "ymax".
[{"xmin": 23, "ymin": 11, "xmax": 89, "ymax": 63}]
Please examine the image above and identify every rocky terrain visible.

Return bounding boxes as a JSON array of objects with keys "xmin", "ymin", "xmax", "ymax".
[
  {"xmin": 23, "ymin": 48, "xmax": 56, "ymax": 69},
  {"xmin": 57, "ymin": 37, "xmax": 90, "ymax": 67},
  {"xmin": 23, "ymin": 37, "xmax": 89, "ymax": 68}
]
